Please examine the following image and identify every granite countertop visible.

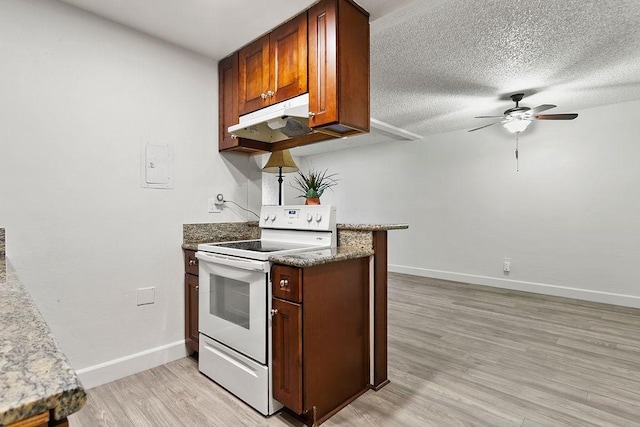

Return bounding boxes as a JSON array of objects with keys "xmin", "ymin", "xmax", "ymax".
[
  {"xmin": 0, "ymin": 258, "xmax": 86, "ymax": 425},
  {"xmin": 182, "ymin": 222, "xmax": 409, "ymax": 265},
  {"xmin": 269, "ymin": 246, "xmax": 374, "ymax": 268},
  {"xmin": 182, "ymin": 242, "xmax": 200, "ymax": 251},
  {"xmin": 337, "ymin": 223, "xmax": 409, "ymax": 231},
  {"xmin": 182, "ymin": 221, "xmax": 261, "ymax": 252},
  {"xmin": 182, "ymin": 244, "xmax": 374, "ymax": 268}
]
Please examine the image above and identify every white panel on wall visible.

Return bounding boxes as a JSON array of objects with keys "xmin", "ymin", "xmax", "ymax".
[{"xmin": 140, "ymin": 143, "xmax": 173, "ymax": 188}]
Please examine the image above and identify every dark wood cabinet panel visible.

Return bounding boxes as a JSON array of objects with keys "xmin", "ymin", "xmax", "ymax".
[
  {"xmin": 308, "ymin": 0, "xmax": 338, "ymax": 127},
  {"xmin": 272, "ymin": 298, "xmax": 303, "ymax": 414},
  {"xmin": 185, "ymin": 272, "xmax": 199, "ymax": 351},
  {"xmin": 302, "ymin": 258, "xmax": 369, "ymax": 423},
  {"xmin": 183, "ymin": 249, "xmax": 199, "ymax": 355},
  {"xmin": 269, "ymin": 13, "xmax": 307, "ymax": 104},
  {"xmin": 220, "ymin": 52, "xmax": 271, "ymax": 153},
  {"xmin": 372, "ymin": 231, "xmax": 389, "ymax": 389},
  {"xmin": 239, "ymin": 35, "xmax": 270, "ymax": 115},
  {"xmin": 272, "ymin": 264, "xmax": 302, "ymax": 303},
  {"xmin": 308, "ymin": 0, "xmax": 369, "ymax": 136},
  {"xmin": 184, "ymin": 249, "xmax": 199, "ymax": 276},
  {"xmin": 239, "ymin": 15, "xmax": 307, "ymax": 116},
  {"xmin": 218, "ymin": 53, "xmax": 239, "ymax": 151},
  {"xmin": 220, "ymin": 0, "xmax": 369, "ymax": 153},
  {"xmin": 271, "ymin": 257, "xmax": 370, "ymax": 425}
]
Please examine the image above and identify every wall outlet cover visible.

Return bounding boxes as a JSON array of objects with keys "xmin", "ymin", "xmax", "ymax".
[{"xmin": 136, "ymin": 287, "xmax": 155, "ymax": 306}]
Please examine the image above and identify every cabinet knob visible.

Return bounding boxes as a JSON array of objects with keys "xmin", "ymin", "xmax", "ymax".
[
  {"xmin": 188, "ymin": 259, "xmax": 197, "ymax": 266},
  {"xmin": 308, "ymin": 112, "xmax": 316, "ymax": 118},
  {"xmin": 271, "ymin": 308, "xmax": 278, "ymax": 316},
  {"xmin": 261, "ymin": 93, "xmax": 268, "ymax": 99},
  {"xmin": 195, "ymin": 285, "xmax": 199, "ymax": 290},
  {"xmin": 267, "ymin": 90, "xmax": 275, "ymax": 97},
  {"xmin": 231, "ymin": 134, "xmax": 238, "ymax": 139},
  {"xmin": 279, "ymin": 279, "xmax": 288, "ymax": 288}
]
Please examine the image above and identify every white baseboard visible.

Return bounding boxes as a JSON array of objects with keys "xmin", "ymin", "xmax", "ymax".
[
  {"xmin": 76, "ymin": 340, "xmax": 188, "ymax": 389},
  {"xmin": 389, "ymin": 264, "xmax": 640, "ymax": 309}
]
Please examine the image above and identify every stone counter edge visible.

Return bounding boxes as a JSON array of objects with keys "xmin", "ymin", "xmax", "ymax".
[
  {"xmin": 337, "ymin": 223, "xmax": 409, "ymax": 231},
  {"xmin": 0, "ymin": 261, "xmax": 86, "ymax": 425},
  {"xmin": 268, "ymin": 247, "xmax": 374, "ymax": 268}
]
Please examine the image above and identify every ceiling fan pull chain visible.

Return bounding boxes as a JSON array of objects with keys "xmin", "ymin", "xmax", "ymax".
[{"xmin": 515, "ymin": 133, "xmax": 520, "ymax": 172}]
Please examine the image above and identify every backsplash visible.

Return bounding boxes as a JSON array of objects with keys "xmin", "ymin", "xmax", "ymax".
[{"xmin": 183, "ymin": 222, "xmax": 260, "ymax": 244}]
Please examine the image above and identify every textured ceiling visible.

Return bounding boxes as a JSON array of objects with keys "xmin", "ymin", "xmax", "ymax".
[
  {"xmin": 55, "ymin": 0, "xmax": 640, "ymax": 144},
  {"xmin": 369, "ymin": 0, "xmax": 640, "ymax": 136}
]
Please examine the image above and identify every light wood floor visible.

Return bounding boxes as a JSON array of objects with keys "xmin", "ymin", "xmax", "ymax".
[{"xmin": 70, "ymin": 273, "xmax": 640, "ymax": 426}]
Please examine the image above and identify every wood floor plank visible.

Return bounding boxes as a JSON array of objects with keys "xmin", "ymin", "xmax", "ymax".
[{"xmin": 70, "ymin": 273, "xmax": 640, "ymax": 427}]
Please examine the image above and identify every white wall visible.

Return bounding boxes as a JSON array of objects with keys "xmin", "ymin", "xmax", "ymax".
[
  {"xmin": 296, "ymin": 99, "xmax": 640, "ymax": 307},
  {"xmin": 0, "ymin": 0, "xmax": 262, "ymax": 387}
]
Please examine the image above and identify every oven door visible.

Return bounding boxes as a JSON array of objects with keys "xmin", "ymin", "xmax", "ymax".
[{"xmin": 196, "ymin": 251, "xmax": 269, "ymax": 364}]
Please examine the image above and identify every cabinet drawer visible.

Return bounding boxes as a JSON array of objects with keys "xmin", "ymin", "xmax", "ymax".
[
  {"xmin": 183, "ymin": 249, "xmax": 199, "ymax": 275},
  {"xmin": 272, "ymin": 265, "xmax": 302, "ymax": 302}
]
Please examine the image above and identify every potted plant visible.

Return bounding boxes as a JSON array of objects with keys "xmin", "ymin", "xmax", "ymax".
[{"xmin": 292, "ymin": 168, "xmax": 338, "ymax": 205}]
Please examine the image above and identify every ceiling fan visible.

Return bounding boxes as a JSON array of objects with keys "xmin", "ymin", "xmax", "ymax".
[{"xmin": 468, "ymin": 93, "xmax": 578, "ymax": 133}]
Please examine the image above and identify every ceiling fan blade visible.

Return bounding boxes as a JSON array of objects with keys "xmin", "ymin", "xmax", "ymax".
[
  {"xmin": 474, "ymin": 115, "xmax": 504, "ymax": 119},
  {"xmin": 534, "ymin": 113, "xmax": 578, "ymax": 120},
  {"xmin": 527, "ymin": 104, "xmax": 556, "ymax": 115},
  {"xmin": 468, "ymin": 121, "xmax": 501, "ymax": 132}
]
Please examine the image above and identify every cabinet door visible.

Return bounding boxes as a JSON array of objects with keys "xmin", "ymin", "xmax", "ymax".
[
  {"xmin": 272, "ymin": 298, "xmax": 303, "ymax": 414},
  {"xmin": 269, "ymin": 14, "xmax": 307, "ymax": 104},
  {"xmin": 308, "ymin": 0, "xmax": 338, "ymax": 127},
  {"xmin": 219, "ymin": 52, "xmax": 239, "ymax": 151},
  {"xmin": 239, "ymin": 35, "xmax": 270, "ymax": 115},
  {"xmin": 185, "ymin": 273, "xmax": 199, "ymax": 353}
]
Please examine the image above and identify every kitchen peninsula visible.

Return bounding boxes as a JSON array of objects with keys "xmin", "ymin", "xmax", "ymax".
[
  {"xmin": 182, "ymin": 220, "xmax": 407, "ymax": 424},
  {"xmin": 0, "ymin": 229, "xmax": 87, "ymax": 427}
]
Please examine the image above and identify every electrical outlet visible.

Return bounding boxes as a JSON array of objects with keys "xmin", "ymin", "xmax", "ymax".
[
  {"xmin": 137, "ymin": 287, "xmax": 155, "ymax": 306},
  {"xmin": 503, "ymin": 258, "xmax": 511, "ymax": 273},
  {"xmin": 207, "ymin": 198, "xmax": 221, "ymax": 213}
]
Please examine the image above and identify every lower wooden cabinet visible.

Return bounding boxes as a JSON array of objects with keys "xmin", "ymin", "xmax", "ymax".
[
  {"xmin": 183, "ymin": 249, "xmax": 199, "ymax": 354},
  {"xmin": 271, "ymin": 257, "xmax": 369, "ymax": 425},
  {"xmin": 6, "ymin": 410, "xmax": 68, "ymax": 427},
  {"xmin": 272, "ymin": 298, "xmax": 303, "ymax": 413}
]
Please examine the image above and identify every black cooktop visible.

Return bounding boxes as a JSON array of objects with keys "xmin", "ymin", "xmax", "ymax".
[{"xmin": 211, "ymin": 240, "xmax": 300, "ymax": 253}]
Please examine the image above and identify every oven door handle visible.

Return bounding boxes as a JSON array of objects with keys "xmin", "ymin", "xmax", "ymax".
[{"xmin": 195, "ymin": 251, "xmax": 268, "ymax": 272}]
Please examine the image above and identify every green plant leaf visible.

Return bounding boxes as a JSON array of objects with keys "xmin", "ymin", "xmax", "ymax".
[{"xmin": 290, "ymin": 168, "xmax": 339, "ymax": 199}]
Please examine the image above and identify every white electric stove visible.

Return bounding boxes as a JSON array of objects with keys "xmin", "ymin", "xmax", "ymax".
[{"xmin": 195, "ymin": 205, "xmax": 336, "ymax": 415}]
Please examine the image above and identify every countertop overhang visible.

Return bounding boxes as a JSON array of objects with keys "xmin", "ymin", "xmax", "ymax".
[{"xmin": 0, "ymin": 258, "xmax": 86, "ymax": 425}]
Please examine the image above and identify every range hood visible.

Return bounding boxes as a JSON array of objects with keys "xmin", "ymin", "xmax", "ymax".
[{"xmin": 228, "ymin": 93, "xmax": 312, "ymax": 143}]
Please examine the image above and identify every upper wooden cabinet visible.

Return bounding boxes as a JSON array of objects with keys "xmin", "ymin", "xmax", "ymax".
[
  {"xmin": 220, "ymin": 0, "xmax": 369, "ymax": 154},
  {"xmin": 239, "ymin": 14, "xmax": 307, "ymax": 115},
  {"xmin": 308, "ymin": 0, "xmax": 370, "ymax": 137},
  {"xmin": 219, "ymin": 52, "xmax": 271, "ymax": 154},
  {"xmin": 218, "ymin": 52, "xmax": 239, "ymax": 151}
]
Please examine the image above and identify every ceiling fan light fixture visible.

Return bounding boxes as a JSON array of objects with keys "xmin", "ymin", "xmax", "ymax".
[{"xmin": 503, "ymin": 118, "xmax": 532, "ymax": 134}]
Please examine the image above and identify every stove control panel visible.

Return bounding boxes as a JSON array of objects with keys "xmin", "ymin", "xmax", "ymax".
[{"xmin": 259, "ymin": 205, "xmax": 336, "ymax": 231}]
